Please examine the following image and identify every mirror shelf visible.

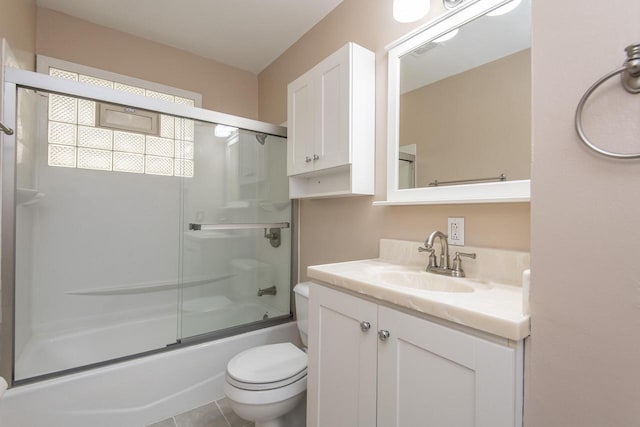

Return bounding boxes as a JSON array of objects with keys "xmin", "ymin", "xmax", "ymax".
[{"xmin": 383, "ymin": 0, "xmax": 531, "ymax": 205}]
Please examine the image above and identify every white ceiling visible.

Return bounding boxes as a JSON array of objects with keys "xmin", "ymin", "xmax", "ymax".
[{"xmin": 36, "ymin": 0, "xmax": 344, "ymax": 74}]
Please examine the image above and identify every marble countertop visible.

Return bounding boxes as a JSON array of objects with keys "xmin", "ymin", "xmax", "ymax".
[{"xmin": 307, "ymin": 258, "xmax": 530, "ymax": 341}]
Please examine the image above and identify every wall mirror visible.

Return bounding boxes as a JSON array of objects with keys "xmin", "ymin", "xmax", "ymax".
[{"xmin": 382, "ymin": 0, "xmax": 531, "ymax": 205}]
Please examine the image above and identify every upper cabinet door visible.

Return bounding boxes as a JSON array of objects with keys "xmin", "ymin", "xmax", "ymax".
[
  {"xmin": 313, "ymin": 46, "xmax": 350, "ymax": 171},
  {"xmin": 286, "ymin": 42, "xmax": 374, "ymax": 197},
  {"xmin": 377, "ymin": 306, "xmax": 518, "ymax": 427},
  {"xmin": 308, "ymin": 284, "xmax": 378, "ymax": 427},
  {"xmin": 287, "ymin": 73, "xmax": 314, "ymax": 176}
]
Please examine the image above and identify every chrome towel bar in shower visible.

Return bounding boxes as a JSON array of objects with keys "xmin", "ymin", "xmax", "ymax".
[
  {"xmin": 575, "ymin": 43, "xmax": 640, "ymax": 159},
  {"xmin": 188, "ymin": 222, "xmax": 290, "ymax": 231},
  {"xmin": 0, "ymin": 121, "xmax": 13, "ymax": 136},
  {"xmin": 189, "ymin": 222, "xmax": 290, "ymax": 248}
]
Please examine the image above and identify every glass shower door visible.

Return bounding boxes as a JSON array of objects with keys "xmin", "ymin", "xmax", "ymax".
[
  {"xmin": 179, "ymin": 124, "xmax": 291, "ymax": 339},
  {"xmin": 8, "ymin": 78, "xmax": 291, "ymax": 381},
  {"xmin": 13, "ymin": 87, "xmax": 183, "ymax": 380}
]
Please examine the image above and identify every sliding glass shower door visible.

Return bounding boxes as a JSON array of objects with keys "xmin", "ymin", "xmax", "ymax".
[
  {"xmin": 179, "ymin": 125, "xmax": 291, "ymax": 339},
  {"xmin": 13, "ymin": 87, "xmax": 184, "ymax": 380},
  {"xmin": 10, "ymin": 81, "xmax": 290, "ymax": 382}
]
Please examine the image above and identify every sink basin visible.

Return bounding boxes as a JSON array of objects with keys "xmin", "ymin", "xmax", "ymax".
[{"xmin": 377, "ymin": 270, "xmax": 475, "ymax": 293}]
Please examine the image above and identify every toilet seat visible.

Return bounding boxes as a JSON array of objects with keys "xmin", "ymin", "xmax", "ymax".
[
  {"xmin": 227, "ymin": 367, "xmax": 307, "ymax": 391},
  {"xmin": 226, "ymin": 343, "xmax": 307, "ymax": 391}
]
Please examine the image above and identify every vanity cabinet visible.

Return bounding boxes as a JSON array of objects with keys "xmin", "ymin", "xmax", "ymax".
[
  {"xmin": 287, "ymin": 42, "xmax": 374, "ymax": 198},
  {"xmin": 308, "ymin": 283, "xmax": 523, "ymax": 427}
]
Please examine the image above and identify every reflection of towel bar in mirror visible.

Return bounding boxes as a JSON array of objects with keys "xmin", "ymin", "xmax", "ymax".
[
  {"xmin": 429, "ymin": 174, "xmax": 506, "ymax": 187},
  {"xmin": 189, "ymin": 222, "xmax": 290, "ymax": 231}
]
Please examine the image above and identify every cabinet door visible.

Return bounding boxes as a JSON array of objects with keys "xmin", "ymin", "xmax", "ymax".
[
  {"xmin": 312, "ymin": 45, "xmax": 350, "ymax": 171},
  {"xmin": 287, "ymin": 73, "xmax": 314, "ymax": 176},
  {"xmin": 308, "ymin": 285, "xmax": 378, "ymax": 427},
  {"xmin": 377, "ymin": 306, "xmax": 518, "ymax": 427}
]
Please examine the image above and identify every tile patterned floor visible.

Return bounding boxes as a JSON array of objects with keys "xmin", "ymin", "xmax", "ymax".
[{"xmin": 147, "ymin": 398, "xmax": 254, "ymax": 427}]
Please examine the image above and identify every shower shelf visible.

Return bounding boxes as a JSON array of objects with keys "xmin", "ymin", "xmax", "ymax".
[
  {"xmin": 65, "ymin": 273, "xmax": 235, "ymax": 296},
  {"xmin": 17, "ymin": 188, "xmax": 44, "ymax": 206}
]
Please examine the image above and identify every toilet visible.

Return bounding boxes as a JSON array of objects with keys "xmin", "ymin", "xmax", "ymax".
[{"xmin": 224, "ymin": 282, "xmax": 309, "ymax": 427}]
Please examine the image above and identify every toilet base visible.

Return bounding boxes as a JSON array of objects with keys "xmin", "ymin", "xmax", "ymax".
[{"xmin": 228, "ymin": 391, "xmax": 306, "ymax": 427}]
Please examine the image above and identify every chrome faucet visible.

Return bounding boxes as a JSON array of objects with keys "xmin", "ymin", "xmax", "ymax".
[
  {"xmin": 418, "ymin": 230, "xmax": 476, "ymax": 277},
  {"xmin": 257, "ymin": 285, "xmax": 277, "ymax": 296},
  {"xmin": 426, "ymin": 230, "xmax": 450, "ymax": 272}
]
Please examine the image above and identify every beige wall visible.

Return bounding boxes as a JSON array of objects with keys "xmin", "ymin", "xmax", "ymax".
[
  {"xmin": 258, "ymin": 0, "xmax": 531, "ymax": 284},
  {"xmin": 36, "ymin": 8, "xmax": 259, "ymax": 119},
  {"xmin": 528, "ymin": 0, "xmax": 640, "ymax": 425},
  {"xmin": 401, "ymin": 49, "xmax": 531, "ymax": 187},
  {"xmin": 0, "ymin": 0, "xmax": 36, "ymax": 70}
]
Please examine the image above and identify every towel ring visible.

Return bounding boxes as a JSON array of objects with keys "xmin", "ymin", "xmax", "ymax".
[{"xmin": 575, "ymin": 43, "xmax": 640, "ymax": 159}]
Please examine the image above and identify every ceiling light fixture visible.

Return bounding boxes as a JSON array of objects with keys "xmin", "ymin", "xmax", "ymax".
[
  {"xmin": 393, "ymin": 0, "xmax": 431, "ymax": 23},
  {"xmin": 486, "ymin": 0, "xmax": 522, "ymax": 16},
  {"xmin": 433, "ymin": 28, "xmax": 459, "ymax": 43}
]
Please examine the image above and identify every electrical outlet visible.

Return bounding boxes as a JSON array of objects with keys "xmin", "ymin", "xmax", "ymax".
[{"xmin": 448, "ymin": 217, "xmax": 464, "ymax": 246}]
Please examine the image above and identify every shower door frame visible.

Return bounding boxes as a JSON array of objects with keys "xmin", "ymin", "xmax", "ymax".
[{"xmin": 0, "ymin": 67, "xmax": 294, "ymax": 387}]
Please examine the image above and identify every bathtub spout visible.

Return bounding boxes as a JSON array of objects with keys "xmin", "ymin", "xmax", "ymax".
[{"xmin": 257, "ymin": 286, "xmax": 277, "ymax": 296}]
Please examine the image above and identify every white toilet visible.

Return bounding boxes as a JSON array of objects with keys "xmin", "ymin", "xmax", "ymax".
[{"xmin": 224, "ymin": 282, "xmax": 309, "ymax": 427}]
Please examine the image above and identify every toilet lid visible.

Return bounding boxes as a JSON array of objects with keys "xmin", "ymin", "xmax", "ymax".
[{"xmin": 227, "ymin": 343, "xmax": 307, "ymax": 384}]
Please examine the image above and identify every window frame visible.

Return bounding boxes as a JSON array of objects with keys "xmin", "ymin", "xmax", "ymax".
[
  {"xmin": 37, "ymin": 55, "xmax": 201, "ymax": 177},
  {"xmin": 37, "ymin": 55, "xmax": 203, "ymax": 107}
]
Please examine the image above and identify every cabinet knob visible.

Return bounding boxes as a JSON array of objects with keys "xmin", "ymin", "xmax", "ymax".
[
  {"xmin": 305, "ymin": 156, "xmax": 312, "ymax": 163},
  {"xmin": 313, "ymin": 154, "xmax": 320, "ymax": 161},
  {"xmin": 378, "ymin": 330, "xmax": 390, "ymax": 341},
  {"xmin": 360, "ymin": 321, "xmax": 371, "ymax": 332}
]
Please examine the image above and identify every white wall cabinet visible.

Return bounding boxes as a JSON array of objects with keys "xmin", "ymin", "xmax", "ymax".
[
  {"xmin": 308, "ymin": 284, "xmax": 523, "ymax": 427},
  {"xmin": 287, "ymin": 43, "xmax": 374, "ymax": 198}
]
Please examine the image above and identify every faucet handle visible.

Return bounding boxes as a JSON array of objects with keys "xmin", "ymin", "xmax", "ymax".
[
  {"xmin": 451, "ymin": 252, "xmax": 476, "ymax": 277},
  {"xmin": 456, "ymin": 251, "xmax": 476, "ymax": 260},
  {"xmin": 419, "ymin": 246, "xmax": 438, "ymax": 269}
]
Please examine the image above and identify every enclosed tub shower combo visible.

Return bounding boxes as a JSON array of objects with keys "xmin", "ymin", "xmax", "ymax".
[{"xmin": 0, "ymin": 67, "xmax": 295, "ymax": 425}]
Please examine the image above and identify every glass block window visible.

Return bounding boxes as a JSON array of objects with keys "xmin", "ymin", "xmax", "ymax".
[{"xmin": 46, "ymin": 67, "xmax": 196, "ymax": 177}]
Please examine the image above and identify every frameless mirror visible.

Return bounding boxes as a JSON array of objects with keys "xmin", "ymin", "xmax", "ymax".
[{"xmin": 383, "ymin": 0, "xmax": 531, "ymax": 204}]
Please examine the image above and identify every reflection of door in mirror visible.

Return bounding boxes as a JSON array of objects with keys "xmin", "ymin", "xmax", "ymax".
[
  {"xmin": 397, "ymin": 0, "xmax": 531, "ymax": 190},
  {"xmin": 399, "ymin": 144, "xmax": 416, "ymax": 189}
]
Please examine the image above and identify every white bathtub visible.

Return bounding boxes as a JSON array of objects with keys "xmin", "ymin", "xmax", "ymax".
[
  {"xmin": 16, "ymin": 300, "xmax": 286, "ymax": 380},
  {"xmin": 0, "ymin": 322, "xmax": 299, "ymax": 427}
]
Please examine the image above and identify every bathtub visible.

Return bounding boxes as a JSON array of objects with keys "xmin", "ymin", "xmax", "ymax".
[
  {"xmin": 16, "ymin": 299, "xmax": 286, "ymax": 380},
  {"xmin": 1, "ymin": 322, "xmax": 299, "ymax": 426}
]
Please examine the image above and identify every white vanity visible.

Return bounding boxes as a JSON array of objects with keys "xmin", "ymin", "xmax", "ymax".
[
  {"xmin": 306, "ymin": 239, "xmax": 530, "ymax": 427},
  {"xmin": 298, "ymin": 0, "xmax": 533, "ymax": 424}
]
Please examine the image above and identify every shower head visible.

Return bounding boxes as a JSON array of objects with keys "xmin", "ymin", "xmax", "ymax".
[{"xmin": 255, "ymin": 133, "xmax": 268, "ymax": 145}]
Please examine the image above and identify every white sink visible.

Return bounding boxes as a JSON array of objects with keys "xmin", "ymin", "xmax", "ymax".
[
  {"xmin": 376, "ymin": 270, "xmax": 475, "ymax": 293},
  {"xmin": 307, "ymin": 254, "xmax": 530, "ymax": 341}
]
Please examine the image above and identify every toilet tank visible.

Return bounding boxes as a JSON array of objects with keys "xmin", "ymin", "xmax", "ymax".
[{"xmin": 293, "ymin": 282, "xmax": 310, "ymax": 347}]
